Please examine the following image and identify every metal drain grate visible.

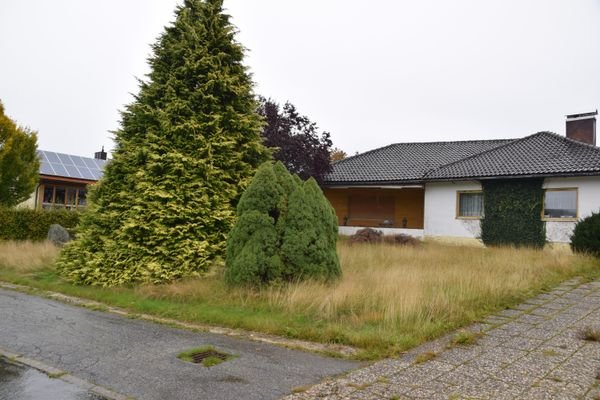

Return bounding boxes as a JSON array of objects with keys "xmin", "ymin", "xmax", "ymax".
[{"xmin": 191, "ymin": 350, "xmax": 229, "ymax": 364}]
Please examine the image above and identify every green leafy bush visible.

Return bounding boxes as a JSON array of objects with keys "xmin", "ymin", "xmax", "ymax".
[
  {"xmin": 571, "ymin": 212, "xmax": 600, "ymax": 257},
  {"xmin": 0, "ymin": 101, "xmax": 40, "ymax": 207},
  {"xmin": 225, "ymin": 162, "xmax": 341, "ymax": 286},
  {"xmin": 0, "ymin": 207, "xmax": 80, "ymax": 241},
  {"xmin": 480, "ymin": 179, "xmax": 546, "ymax": 248}
]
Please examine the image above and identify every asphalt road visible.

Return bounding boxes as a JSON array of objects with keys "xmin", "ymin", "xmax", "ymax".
[
  {"xmin": 0, "ymin": 288, "xmax": 358, "ymax": 400},
  {"xmin": 0, "ymin": 358, "xmax": 105, "ymax": 400}
]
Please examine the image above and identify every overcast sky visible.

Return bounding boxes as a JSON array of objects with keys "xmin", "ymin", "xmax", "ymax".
[{"xmin": 1, "ymin": 1, "xmax": 599, "ymax": 158}]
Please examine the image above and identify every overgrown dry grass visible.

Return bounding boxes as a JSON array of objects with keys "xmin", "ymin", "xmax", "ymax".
[
  {"xmin": 0, "ymin": 241, "xmax": 60, "ymax": 272},
  {"xmin": 271, "ymin": 242, "xmax": 580, "ymax": 325},
  {"xmin": 134, "ymin": 241, "xmax": 598, "ymax": 353},
  {"xmin": 0, "ymin": 239, "xmax": 598, "ymax": 358}
]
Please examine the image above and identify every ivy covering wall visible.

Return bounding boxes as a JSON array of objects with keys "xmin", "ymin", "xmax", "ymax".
[{"xmin": 480, "ymin": 179, "xmax": 546, "ymax": 248}]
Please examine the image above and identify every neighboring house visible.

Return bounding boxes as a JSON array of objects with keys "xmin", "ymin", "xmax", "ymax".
[
  {"xmin": 20, "ymin": 148, "xmax": 107, "ymax": 210},
  {"xmin": 323, "ymin": 111, "xmax": 600, "ymax": 244}
]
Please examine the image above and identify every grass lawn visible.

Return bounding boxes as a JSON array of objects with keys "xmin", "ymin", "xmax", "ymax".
[{"xmin": 0, "ymin": 239, "xmax": 598, "ymax": 360}]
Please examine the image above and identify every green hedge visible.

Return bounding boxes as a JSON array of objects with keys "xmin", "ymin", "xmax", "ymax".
[
  {"xmin": 480, "ymin": 179, "xmax": 546, "ymax": 248},
  {"xmin": 0, "ymin": 207, "xmax": 81, "ymax": 241}
]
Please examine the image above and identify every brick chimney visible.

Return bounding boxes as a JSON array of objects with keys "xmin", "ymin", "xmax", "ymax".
[
  {"xmin": 94, "ymin": 146, "xmax": 107, "ymax": 160},
  {"xmin": 566, "ymin": 111, "xmax": 597, "ymax": 146}
]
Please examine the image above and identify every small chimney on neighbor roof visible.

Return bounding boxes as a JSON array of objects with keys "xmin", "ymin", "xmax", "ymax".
[
  {"xmin": 94, "ymin": 146, "xmax": 107, "ymax": 160},
  {"xmin": 566, "ymin": 110, "xmax": 597, "ymax": 146}
]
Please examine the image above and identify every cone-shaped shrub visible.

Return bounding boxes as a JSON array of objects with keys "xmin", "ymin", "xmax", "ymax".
[
  {"xmin": 57, "ymin": 0, "xmax": 269, "ymax": 286},
  {"xmin": 282, "ymin": 179, "xmax": 341, "ymax": 280},
  {"xmin": 571, "ymin": 212, "xmax": 600, "ymax": 257},
  {"xmin": 225, "ymin": 162, "xmax": 340, "ymax": 286},
  {"xmin": 225, "ymin": 211, "xmax": 283, "ymax": 286}
]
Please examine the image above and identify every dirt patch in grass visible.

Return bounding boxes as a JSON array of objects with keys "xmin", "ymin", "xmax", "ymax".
[{"xmin": 1, "ymin": 240, "xmax": 599, "ymax": 360}]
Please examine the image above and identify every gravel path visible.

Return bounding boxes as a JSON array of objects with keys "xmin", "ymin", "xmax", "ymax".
[
  {"xmin": 0, "ymin": 288, "xmax": 358, "ymax": 400},
  {"xmin": 285, "ymin": 278, "xmax": 600, "ymax": 400}
]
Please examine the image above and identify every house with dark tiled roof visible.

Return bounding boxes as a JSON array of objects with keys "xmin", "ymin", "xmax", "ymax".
[{"xmin": 323, "ymin": 111, "xmax": 600, "ymax": 243}]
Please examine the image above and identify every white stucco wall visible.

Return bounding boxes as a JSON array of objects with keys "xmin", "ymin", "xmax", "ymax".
[
  {"xmin": 16, "ymin": 191, "xmax": 37, "ymax": 209},
  {"xmin": 423, "ymin": 177, "xmax": 600, "ymax": 243},
  {"xmin": 423, "ymin": 181, "xmax": 482, "ymax": 239},
  {"xmin": 543, "ymin": 176, "xmax": 600, "ymax": 243}
]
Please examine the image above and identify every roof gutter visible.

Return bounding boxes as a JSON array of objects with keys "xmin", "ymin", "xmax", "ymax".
[
  {"xmin": 322, "ymin": 180, "xmax": 425, "ymax": 188},
  {"xmin": 324, "ymin": 184, "xmax": 425, "ymax": 189},
  {"xmin": 425, "ymin": 171, "xmax": 600, "ymax": 182}
]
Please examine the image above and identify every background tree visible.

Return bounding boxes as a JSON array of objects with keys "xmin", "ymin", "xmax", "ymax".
[
  {"xmin": 58, "ymin": 0, "xmax": 269, "ymax": 286},
  {"xmin": 0, "ymin": 100, "xmax": 39, "ymax": 207},
  {"xmin": 330, "ymin": 147, "xmax": 347, "ymax": 162},
  {"xmin": 258, "ymin": 97, "xmax": 333, "ymax": 182}
]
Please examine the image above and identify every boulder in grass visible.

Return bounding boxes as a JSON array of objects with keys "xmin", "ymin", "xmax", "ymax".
[{"xmin": 47, "ymin": 224, "xmax": 70, "ymax": 246}]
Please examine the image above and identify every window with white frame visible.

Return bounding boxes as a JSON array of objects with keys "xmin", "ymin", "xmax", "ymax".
[
  {"xmin": 543, "ymin": 189, "xmax": 577, "ymax": 219},
  {"xmin": 457, "ymin": 191, "xmax": 484, "ymax": 218}
]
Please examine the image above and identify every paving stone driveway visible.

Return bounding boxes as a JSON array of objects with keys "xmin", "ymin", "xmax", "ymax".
[{"xmin": 285, "ymin": 278, "xmax": 600, "ymax": 400}]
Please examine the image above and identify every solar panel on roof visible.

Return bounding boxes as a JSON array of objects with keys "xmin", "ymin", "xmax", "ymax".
[
  {"xmin": 80, "ymin": 168, "xmax": 96, "ymax": 180},
  {"xmin": 82, "ymin": 158, "xmax": 98, "ymax": 169},
  {"xmin": 40, "ymin": 162, "xmax": 55, "ymax": 175},
  {"xmin": 51, "ymin": 163, "xmax": 69, "ymax": 177},
  {"xmin": 45, "ymin": 151, "xmax": 60, "ymax": 163},
  {"xmin": 37, "ymin": 150, "xmax": 107, "ymax": 181},
  {"xmin": 87, "ymin": 169, "xmax": 100, "ymax": 180},
  {"xmin": 57, "ymin": 153, "xmax": 73, "ymax": 165},
  {"xmin": 64, "ymin": 165, "xmax": 82, "ymax": 178},
  {"xmin": 71, "ymin": 156, "xmax": 87, "ymax": 168}
]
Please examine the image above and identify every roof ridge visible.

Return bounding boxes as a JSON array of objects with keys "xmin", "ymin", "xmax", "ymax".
[
  {"xmin": 331, "ymin": 142, "xmax": 399, "ymax": 165},
  {"xmin": 39, "ymin": 149, "xmax": 107, "ymax": 162},
  {"xmin": 332, "ymin": 137, "xmax": 514, "ymax": 166},
  {"xmin": 544, "ymin": 130, "xmax": 600, "ymax": 151},
  {"xmin": 422, "ymin": 132, "xmax": 546, "ymax": 179},
  {"xmin": 388, "ymin": 138, "xmax": 513, "ymax": 145}
]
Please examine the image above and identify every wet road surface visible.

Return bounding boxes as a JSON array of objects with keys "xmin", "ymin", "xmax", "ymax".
[
  {"xmin": 0, "ymin": 358, "xmax": 105, "ymax": 400},
  {"xmin": 0, "ymin": 288, "xmax": 358, "ymax": 400}
]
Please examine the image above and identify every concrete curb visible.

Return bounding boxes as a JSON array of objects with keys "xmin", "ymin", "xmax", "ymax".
[
  {"xmin": 0, "ymin": 281, "xmax": 358, "ymax": 358},
  {"xmin": 0, "ymin": 347, "xmax": 130, "ymax": 400}
]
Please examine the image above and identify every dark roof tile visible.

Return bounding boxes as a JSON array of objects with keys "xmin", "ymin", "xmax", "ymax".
[
  {"xmin": 324, "ymin": 132, "xmax": 600, "ymax": 184},
  {"xmin": 425, "ymin": 132, "xmax": 600, "ymax": 180},
  {"xmin": 324, "ymin": 139, "xmax": 513, "ymax": 184}
]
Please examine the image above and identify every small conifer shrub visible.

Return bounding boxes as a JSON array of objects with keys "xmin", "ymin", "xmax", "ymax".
[
  {"xmin": 571, "ymin": 212, "xmax": 600, "ymax": 257},
  {"xmin": 225, "ymin": 162, "xmax": 341, "ymax": 286}
]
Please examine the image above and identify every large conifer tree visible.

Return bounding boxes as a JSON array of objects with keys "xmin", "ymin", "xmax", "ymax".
[{"xmin": 58, "ymin": 0, "xmax": 269, "ymax": 285}]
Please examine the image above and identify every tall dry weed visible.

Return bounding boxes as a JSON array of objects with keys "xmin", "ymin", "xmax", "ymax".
[
  {"xmin": 261, "ymin": 242, "xmax": 586, "ymax": 328},
  {"xmin": 138, "ymin": 241, "xmax": 589, "ymax": 337},
  {"xmin": 0, "ymin": 241, "xmax": 59, "ymax": 272}
]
